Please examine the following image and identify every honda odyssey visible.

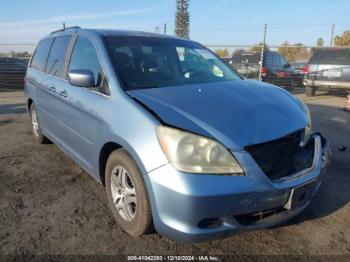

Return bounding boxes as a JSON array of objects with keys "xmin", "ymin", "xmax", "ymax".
[{"xmin": 25, "ymin": 27, "xmax": 331, "ymax": 242}]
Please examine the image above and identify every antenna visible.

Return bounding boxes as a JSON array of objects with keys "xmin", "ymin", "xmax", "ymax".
[{"xmin": 51, "ymin": 26, "xmax": 81, "ymax": 34}]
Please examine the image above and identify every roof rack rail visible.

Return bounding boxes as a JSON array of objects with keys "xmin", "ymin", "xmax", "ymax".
[{"xmin": 51, "ymin": 26, "xmax": 81, "ymax": 34}]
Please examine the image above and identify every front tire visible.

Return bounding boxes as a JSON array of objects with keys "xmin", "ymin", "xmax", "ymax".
[
  {"xmin": 29, "ymin": 104, "xmax": 49, "ymax": 144},
  {"xmin": 105, "ymin": 149, "xmax": 152, "ymax": 238}
]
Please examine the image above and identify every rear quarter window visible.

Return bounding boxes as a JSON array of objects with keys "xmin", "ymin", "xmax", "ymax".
[
  {"xmin": 31, "ymin": 39, "xmax": 53, "ymax": 71},
  {"xmin": 309, "ymin": 48, "xmax": 350, "ymax": 65}
]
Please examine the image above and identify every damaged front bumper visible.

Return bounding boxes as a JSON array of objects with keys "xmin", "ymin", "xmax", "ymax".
[{"xmin": 144, "ymin": 134, "xmax": 331, "ymax": 243}]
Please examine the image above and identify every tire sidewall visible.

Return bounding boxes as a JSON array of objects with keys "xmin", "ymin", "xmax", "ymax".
[
  {"xmin": 29, "ymin": 104, "xmax": 46, "ymax": 144},
  {"xmin": 105, "ymin": 149, "xmax": 152, "ymax": 237}
]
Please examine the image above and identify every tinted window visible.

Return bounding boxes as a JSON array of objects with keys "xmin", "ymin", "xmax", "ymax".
[
  {"xmin": 46, "ymin": 36, "xmax": 71, "ymax": 78},
  {"xmin": 309, "ymin": 48, "xmax": 350, "ymax": 65},
  {"xmin": 279, "ymin": 55, "xmax": 289, "ymax": 66},
  {"xmin": 68, "ymin": 36, "xmax": 103, "ymax": 87},
  {"xmin": 264, "ymin": 53, "xmax": 273, "ymax": 65},
  {"xmin": 31, "ymin": 39, "xmax": 53, "ymax": 71},
  {"xmin": 273, "ymin": 53, "xmax": 282, "ymax": 66},
  {"xmin": 232, "ymin": 52, "xmax": 261, "ymax": 64}
]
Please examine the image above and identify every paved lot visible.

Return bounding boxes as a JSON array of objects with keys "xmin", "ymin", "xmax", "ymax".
[{"xmin": 0, "ymin": 91, "xmax": 349, "ymax": 256}]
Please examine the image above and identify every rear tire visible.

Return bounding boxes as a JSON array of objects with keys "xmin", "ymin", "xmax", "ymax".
[
  {"xmin": 305, "ymin": 86, "xmax": 315, "ymax": 96},
  {"xmin": 29, "ymin": 104, "xmax": 50, "ymax": 144},
  {"xmin": 105, "ymin": 149, "xmax": 152, "ymax": 238}
]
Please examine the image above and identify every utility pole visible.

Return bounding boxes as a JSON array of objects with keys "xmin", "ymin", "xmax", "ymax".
[
  {"xmin": 258, "ymin": 24, "xmax": 267, "ymax": 82},
  {"xmin": 163, "ymin": 23, "xmax": 167, "ymax": 35},
  {"xmin": 330, "ymin": 24, "xmax": 335, "ymax": 46}
]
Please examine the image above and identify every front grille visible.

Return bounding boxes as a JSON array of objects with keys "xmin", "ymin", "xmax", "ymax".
[
  {"xmin": 235, "ymin": 207, "xmax": 286, "ymax": 226},
  {"xmin": 245, "ymin": 130, "xmax": 314, "ymax": 180}
]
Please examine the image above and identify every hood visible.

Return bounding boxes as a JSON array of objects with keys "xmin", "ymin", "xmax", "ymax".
[{"xmin": 128, "ymin": 80, "xmax": 307, "ymax": 150}]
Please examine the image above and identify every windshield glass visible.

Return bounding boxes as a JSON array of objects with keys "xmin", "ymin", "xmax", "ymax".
[{"xmin": 105, "ymin": 36, "xmax": 241, "ymax": 90}]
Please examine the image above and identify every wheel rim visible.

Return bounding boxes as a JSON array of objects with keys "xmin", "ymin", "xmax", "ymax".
[
  {"xmin": 31, "ymin": 110, "xmax": 40, "ymax": 137},
  {"xmin": 110, "ymin": 165, "xmax": 137, "ymax": 221}
]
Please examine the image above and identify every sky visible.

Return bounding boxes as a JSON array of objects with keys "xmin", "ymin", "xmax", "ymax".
[{"xmin": 0, "ymin": 0, "xmax": 350, "ymax": 52}]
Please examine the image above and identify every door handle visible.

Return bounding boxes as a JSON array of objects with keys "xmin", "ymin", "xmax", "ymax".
[
  {"xmin": 49, "ymin": 85, "xmax": 56, "ymax": 93},
  {"xmin": 59, "ymin": 90, "xmax": 68, "ymax": 98}
]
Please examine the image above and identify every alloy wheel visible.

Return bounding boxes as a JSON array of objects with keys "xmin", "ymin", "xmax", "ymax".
[{"xmin": 110, "ymin": 165, "xmax": 137, "ymax": 221}]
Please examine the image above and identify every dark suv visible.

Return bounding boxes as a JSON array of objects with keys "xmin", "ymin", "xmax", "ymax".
[
  {"xmin": 304, "ymin": 47, "xmax": 350, "ymax": 96},
  {"xmin": 229, "ymin": 51, "xmax": 304, "ymax": 89}
]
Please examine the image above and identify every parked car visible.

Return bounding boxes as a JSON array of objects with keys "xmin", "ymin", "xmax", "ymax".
[
  {"xmin": 25, "ymin": 27, "xmax": 331, "ymax": 242},
  {"xmin": 0, "ymin": 57, "xmax": 28, "ymax": 91},
  {"xmin": 304, "ymin": 47, "xmax": 350, "ymax": 96},
  {"xmin": 230, "ymin": 50, "xmax": 304, "ymax": 89}
]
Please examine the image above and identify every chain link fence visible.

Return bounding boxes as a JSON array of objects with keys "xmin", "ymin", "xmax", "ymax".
[
  {"xmin": 0, "ymin": 56, "xmax": 30, "ymax": 92},
  {"xmin": 0, "ymin": 44, "xmax": 34, "ymax": 92},
  {"xmin": 0, "ymin": 32, "xmax": 350, "ymax": 98},
  {"xmin": 207, "ymin": 44, "xmax": 350, "ymax": 97},
  {"xmin": 205, "ymin": 23, "xmax": 350, "ymax": 98}
]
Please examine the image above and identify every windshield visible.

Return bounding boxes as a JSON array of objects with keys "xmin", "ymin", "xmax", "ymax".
[{"xmin": 105, "ymin": 36, "xmax": 241, "ymax": 90}]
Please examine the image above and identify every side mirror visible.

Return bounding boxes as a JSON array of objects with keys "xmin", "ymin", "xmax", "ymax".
[
  {"xmin": 68, "ymin": 69, "xmax": 95, "ymax": 87},
  {"xmin": 284, "ymin": 63, "xmax": 291, "ymax": 68}
]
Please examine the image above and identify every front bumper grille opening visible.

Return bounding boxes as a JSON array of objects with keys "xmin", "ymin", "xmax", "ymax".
[
  {"xmin": 198, "ymin": 218, "xmax": 223, "ymax": 229},
  {"xmin": 235, "ymin": 207, "xmax": 285, "ymax": 226},
  {"xmin": 245, "ymin": 130, "xmax": 315, "ymax": 180}
]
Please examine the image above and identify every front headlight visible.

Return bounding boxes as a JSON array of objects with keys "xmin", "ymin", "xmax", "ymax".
[
  {"xmin": 298, "ymin": 99, "xmax": 312, "ymax": 146},
  {"xmin": 156, "ymin": 126, "xmax": 244, "ymax": 175}
]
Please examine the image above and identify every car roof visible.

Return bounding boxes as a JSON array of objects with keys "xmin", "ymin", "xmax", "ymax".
[
  {"xmin": 39, "ymin": 27, "xmax": 186, "ymax": 42},
  {"xmin": 233, "ymin": 50, "xmax": 278, "ymax": 55}
]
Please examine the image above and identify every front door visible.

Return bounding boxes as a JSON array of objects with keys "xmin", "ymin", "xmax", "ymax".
[{"xmin": 54, "ymin": 35, "xmax": 109, "ymax": 174}]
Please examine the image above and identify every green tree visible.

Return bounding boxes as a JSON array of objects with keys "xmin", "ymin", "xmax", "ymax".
[
  {"xmin": 10, "ymin": 51, "xmax": 31, "ymax": 58},
  {"xmin": 174, "ymin": 0, "xmax": 190, "ymax": 39},
  {"xmin": 334, "ymin": 30, "xmax": 350, "ymax": 46},
  {"xmin": 232, "ymin": 49, "xmax": 245, "ymax": 56},
  {"xmin": 278, "ymin": 41, "xmax": 309, "ymax": 62},
  {"xmin": 316, "ymin": 37, "xmax": 324, "ymax": 47},
  {"xmin": 250, "ymin": 42, "xmax": 269, "ymax": 52},
  {"xmin": 215, "ymin": 48, "xmax": 229, "ymax": 57}
]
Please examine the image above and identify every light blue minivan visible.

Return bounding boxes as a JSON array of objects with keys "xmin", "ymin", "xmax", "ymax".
[{"xmin": 25, "ymin": 27, "xmax": 331, "ymax": 242}]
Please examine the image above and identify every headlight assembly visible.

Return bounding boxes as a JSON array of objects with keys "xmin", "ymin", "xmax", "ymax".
[
  {"xmin": 156, "ymin": 126, "xmax": 244, "ymax": 175},
  {"xmin": 298, "ymin": 99, "xmax": 312, "ymax": 146}
]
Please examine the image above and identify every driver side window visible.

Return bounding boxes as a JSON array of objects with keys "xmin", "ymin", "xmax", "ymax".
[{"xmin": 69, "ymin": 36, "xmax": 108, "ymax": 93}]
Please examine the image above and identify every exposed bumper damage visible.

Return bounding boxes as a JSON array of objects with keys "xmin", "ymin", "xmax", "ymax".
[{"xmin": 144, "ymin": 134, "xmax": 331, "ymax": 242}]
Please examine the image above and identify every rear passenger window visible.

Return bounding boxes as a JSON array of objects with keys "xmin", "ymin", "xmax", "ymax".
[
  {"xmin": 31, "ymin": 39, "xmax": 53, "ymax": 71},
  {"xmin": 273, "ymin": 53, "xmax": 282, "ymax": 66},
  {"xmin": 68, "ymin": 36, "xmax": 103, "ymax": 88},
  {"xmin": 46, "ymin": 36, "xmax": 72, "ymax": 78},
  {"xmin": 264, "ymin": 53, "xmax": 273, "ymax": 66}
]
